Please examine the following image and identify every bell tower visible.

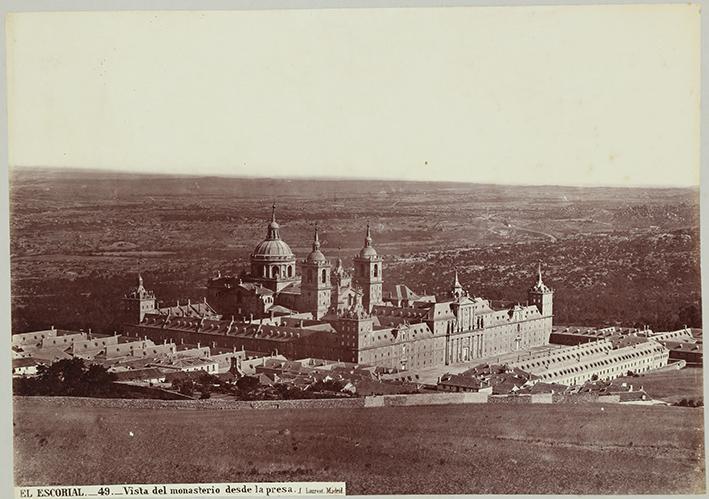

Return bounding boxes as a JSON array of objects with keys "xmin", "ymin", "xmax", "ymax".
[
  {"xmin": 301, "ymin": 226, "xmax": 331, "ymax": 319},
  {"xmin": 353, "ymin": 224, "xmax": 383, "ymax": 312}
]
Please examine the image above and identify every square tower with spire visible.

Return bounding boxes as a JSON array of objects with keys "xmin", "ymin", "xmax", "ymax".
[
  {"xmin": 528, "ymin": 262, "xmax": 553, "ymax": 318},
  {"xmin": 122, "ymin": 274, "xmax": 157, "ymax": 324}
]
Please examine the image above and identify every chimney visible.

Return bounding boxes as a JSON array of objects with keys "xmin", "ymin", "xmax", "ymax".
[
  {"xmin": 212, "ymin": 341, "xmax": 216, "ymax": 348},
  {"xmin": 250, "ymin": 313, "xmax": 254, "ymax": 322},
  {"xmin": 197, "ymin": 342, "xmax": 201, "ymax": 348}
]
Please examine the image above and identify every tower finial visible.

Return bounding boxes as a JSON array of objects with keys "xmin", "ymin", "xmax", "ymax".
[
  {"xmin": 138, "ymin": 273, "xmax": 144, "ymax": 288},
  {"xmin": 271, "ymin": 202, "xmax": 276, "ymax": 223},
  {"xmin": 313, "ymin": 224, "xmax": 320, "ymax": 251},
  {"xmin": 537, "ymin": 260, "xmax": 543, "ymax": 285},
  {"xmin": 365, "ymin": 223, "xmax": 372, "ymax": 247}
]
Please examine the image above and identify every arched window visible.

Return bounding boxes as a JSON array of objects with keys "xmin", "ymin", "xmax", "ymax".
[
  {"xmin": 287, "ymin": 265, "xmax": 293, "ymax": 277},
  {"xmin": 321, "ymin": 269, "xmax": 327, "ymax": 284},
  {"xmin": 271, "ymin": 266, "xmax": 279, "ymax": 278},
  {"xmin": 373, "ymin": 264, "xmax": 379, "ymax": 277},
  {"xmin": 308, "ymin": 269, "xmax": 313, "ymax": 283}
]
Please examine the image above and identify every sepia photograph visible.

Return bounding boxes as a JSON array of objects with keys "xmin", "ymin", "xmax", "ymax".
[{"xmin": 3, "ymin": 2, "xmax": 705, "ymax": 497}]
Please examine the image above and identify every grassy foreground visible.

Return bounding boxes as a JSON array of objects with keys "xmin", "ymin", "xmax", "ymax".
[{"xmin": 14, "ymin": 397, "xmax": 705, "ymax": 495}]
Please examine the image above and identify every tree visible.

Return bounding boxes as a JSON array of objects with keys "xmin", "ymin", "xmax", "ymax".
[
  {"xmin": 13, "ymin": 358, "xmax": 115, "ymax": 397},
  {"xmin": 177, "ymin": 380, "xmax": 194, "ymax": 397}
]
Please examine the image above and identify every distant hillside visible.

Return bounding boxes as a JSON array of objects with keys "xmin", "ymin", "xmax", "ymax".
[{"xmin": 10, "ymin": 166, "xmax": 697, "ymax": 201}]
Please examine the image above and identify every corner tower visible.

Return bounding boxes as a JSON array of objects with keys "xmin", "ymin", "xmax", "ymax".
[
  {"xmin": 528, "ymin": 262, "xmax": 553, "ymax": 318},
  {"xmin": 122, "ymin": 273, "xmax": 156, "ymax": 324},
  {"xmin": 451, "ymin": 269, "xmax": 465, "ymax": 300},
  {"xmin": 300, "ymin": 226, "xmax": 331, "ymax": 319},
  {"xmin": 353, "ymin": 224, "xmax": 383, "ymax": 312}
]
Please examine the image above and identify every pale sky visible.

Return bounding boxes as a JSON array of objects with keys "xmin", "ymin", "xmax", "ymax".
[{"xmin": 6, "ymin": 5, "xmax": 701, "ymax": 187}]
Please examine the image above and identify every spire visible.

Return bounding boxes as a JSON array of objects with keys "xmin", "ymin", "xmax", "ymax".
[
  {"xmin": 137, "ymin": 273, "xmax": 144, "ymax": 288},
  {"xmin": 364, "ymin": 223, "xmax": 372, "ymax": 247},
  {"xmin": 266, "ymin": 203, "xmax": 280, "ymax": 240},
  {"xmin": 452, "ymin": 267, "xmax": 464, "ymax": 299},
  {"xmin": 312, "ymin": 225, "xmax": 320, "ymax": 251},
  {"xmin": 537, "ymin": 260, "xmax": 544, "ymax": 286},
  {"xmin": 530, "ymin": 260, "xmax": 551, "ymax": 293}
]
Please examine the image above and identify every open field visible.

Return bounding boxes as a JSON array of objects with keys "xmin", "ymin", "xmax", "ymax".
[
  {"xmin": 617, "ymin": 367, "xmax": 704, "ymax": 404},
  {"xmin": 14, "ymin": 397, "xmax": 705, "ymax": 495}
]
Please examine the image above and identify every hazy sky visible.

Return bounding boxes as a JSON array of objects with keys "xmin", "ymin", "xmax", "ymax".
[{"xmin": 6, "ymin": 5, "xmax": 700, "ymax": 187}]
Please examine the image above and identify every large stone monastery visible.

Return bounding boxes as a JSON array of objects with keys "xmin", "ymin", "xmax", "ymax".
[{"xmin": 123, "ymin": 206, "xmax": 554, "ymax": 371}]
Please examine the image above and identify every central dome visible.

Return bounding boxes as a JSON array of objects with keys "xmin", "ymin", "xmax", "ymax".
[
  {"xmin": 250, "ymin": 204, "xmax": 296, "ymax": 262},
  {"xmin": 252, "ymin": 239, "xmax": 295, "ymax": 259}
]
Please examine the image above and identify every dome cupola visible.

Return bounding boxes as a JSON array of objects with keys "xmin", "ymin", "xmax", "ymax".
[
  {"xmin": 252, "ymin": 203, "xmax": 295, "ymax": 261},
  {"xmin": 249, "ymin": 204, "xmax": 297, "ymax": 291},
  {"xmin": 358, "ymin": 223, "xmax": 378, "ymax": 258},
  {"xmin": 306, "ymin": 226, "xmax": 327, "ymax": 263}
]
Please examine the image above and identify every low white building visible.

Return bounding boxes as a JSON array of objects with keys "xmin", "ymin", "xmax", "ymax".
[
  {"xmin": 511, "ymin": 337, "xmax": 669, "ymax": 386},
  {"xmin": 12, "ymin": 358, "xmax": 41, "ymax": 377}
]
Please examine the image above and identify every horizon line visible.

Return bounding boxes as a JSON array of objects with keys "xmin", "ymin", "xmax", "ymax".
[{"xmin": 9, "ymin": 164, "xmax": 700, "ymax": 190}]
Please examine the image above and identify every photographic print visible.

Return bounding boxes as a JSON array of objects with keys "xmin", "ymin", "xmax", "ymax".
[{"xmin": 5, "ymin": 4, "xmax": 704, "ymax": 497}]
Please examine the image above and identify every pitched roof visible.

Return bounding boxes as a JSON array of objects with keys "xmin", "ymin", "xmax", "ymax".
[{"xmin": 156, "ymin": 300, "xmax": 220, "ymax": 318}]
